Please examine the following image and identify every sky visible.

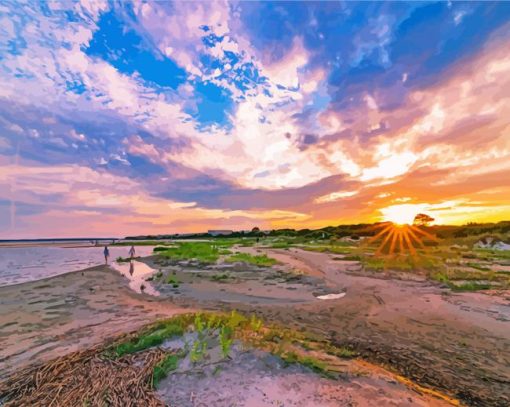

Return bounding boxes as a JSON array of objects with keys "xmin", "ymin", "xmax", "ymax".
[{"xmin": 1, "ymin": 1, "xmax": 510, "ymax": 238}]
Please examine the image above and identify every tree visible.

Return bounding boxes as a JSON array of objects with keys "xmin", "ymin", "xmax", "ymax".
[
  {"xmin": 251, "ymin": 227, "xmax": 260, "ymax": 233},
  {"xmin": 413, "ymin": 213, "xmax": 434, "ymax": 227}
]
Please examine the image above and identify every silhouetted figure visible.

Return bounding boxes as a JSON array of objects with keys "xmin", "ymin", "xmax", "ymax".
[
  {"xmin": 129, "ymin": 245, "xmax": 136, "ymax": 259},
  {"xmin": 104, "ymin": 246, "xmax": 110, "ymax": 264}
]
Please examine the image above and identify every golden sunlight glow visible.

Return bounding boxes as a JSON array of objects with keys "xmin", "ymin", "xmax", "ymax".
[
  {"xmin": 380, "ymin": 204, "xmax": 425, "ymax": 225},
  {"xmin": 368, "ymin": 223, "xmax": 439, "ymax": 256}
]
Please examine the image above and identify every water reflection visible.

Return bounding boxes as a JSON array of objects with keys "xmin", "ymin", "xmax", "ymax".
[
  {"xmin": 0, "ymin": 245, "xmax": 156, "ymax": 286},
  {"xmin": 112, "ymin": 259, "xmax": 160, "ymax": 296}
]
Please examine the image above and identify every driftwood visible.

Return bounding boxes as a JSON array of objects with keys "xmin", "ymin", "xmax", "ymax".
[{"xmin": 0, "ymin": 345, "xmax": 170, "ymax": 407}]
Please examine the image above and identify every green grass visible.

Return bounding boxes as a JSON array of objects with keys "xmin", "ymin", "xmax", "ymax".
[
  {"xmin": 360, "ymin": 253, "xmax": 443, "ymax": 272},
  {"xmin": 302, "ymin": 245, "xmax": 355, "ymax": 255},
  {"xmin": 466, "ymin": 262, "xmax": 491, "ymax": 271},
  {"xmin": 448, "ymin": 282, "xmax": 492, "ymax": 292},
  {"xmin": 270, "ymin": 242, "xmax": 292, "ymax": 249},
  {"xmin": 341, "ymin": 255, "xmax": 362, "ymax": 261},
  {"xmin": 280, "ymin": 351, "xmax": 333, "ymax": 378},
  {"xmin": 109, "ymin": 311, "xmax": 357, "ymax": 388},
  {"xmin": 323, "ymin": 343, "xmax": 357, "ymax": 358},
  {"xmin": 158, "ymin": 242, "xmax": 220, "ymax": 264},
  {"xmin": 166, "ymin": 274, "xmax": 180, "ymax": 288},
  {"xmin": 112, "ymin": 320, "xmax": 187, "ymax": 357},
  {"xmin": 225, "ymin": 252, "xmax": 278, "ymax": 266},
  {"xmin": 474, "ymin": 249, "xmax": 510, "ymax": 261},
  {"xmin": 152, "ymin": 353, "xmax": 183, "ymax": 387},
  {"xmin": 211, "ymin": 273, "xmax": 230, "ymax": 282},
  {"xmin": 113, "ymin": 241, "xmax": 170, "ymax": 246},
  {"xmin": 153, "ymin": 246, "xmax": 173, "ymax": 252}
]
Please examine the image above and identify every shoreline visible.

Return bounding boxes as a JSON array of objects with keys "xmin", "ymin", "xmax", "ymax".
[{"xmin": 0, "ymin": 264, "xmax": 191, "ymax": 379}]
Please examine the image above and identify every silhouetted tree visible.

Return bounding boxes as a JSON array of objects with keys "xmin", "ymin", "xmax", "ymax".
[{"xmin": 413, "ymin": 213, "xmax": 434, "ymax": 227}]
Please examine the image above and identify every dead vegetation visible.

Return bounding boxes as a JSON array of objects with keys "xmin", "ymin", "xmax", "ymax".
[{"xmin": 0, "ymin": 345, "xmax": 169, "ymax": 407}]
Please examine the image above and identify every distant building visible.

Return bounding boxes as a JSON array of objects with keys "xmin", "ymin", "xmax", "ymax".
[{"xmin": 208, "ymin": 230, "xmax": 233, "ymax": 236}]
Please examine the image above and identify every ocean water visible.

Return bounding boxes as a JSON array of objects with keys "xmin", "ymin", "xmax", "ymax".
[{"xmin": 0, "ymin": 245, "xmax": 156, "ymax": 286}]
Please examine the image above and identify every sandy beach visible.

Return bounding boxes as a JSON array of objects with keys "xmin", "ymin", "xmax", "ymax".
[
  {"xmin": 0, "ymin": 265, "xmax": 190, "ymax": 379},
  {"xmin": 1, "ymin": 245, "xmax": 509, "ymax": 406}
]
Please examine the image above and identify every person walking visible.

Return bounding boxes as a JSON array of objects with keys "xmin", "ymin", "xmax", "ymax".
[
  {"xmin": 129, "ymin": 245, "xmax": 136, "ymax": 259},
  {"xmin": 104, "ymin": 245, "xmax": 110, "ymax": 264}
]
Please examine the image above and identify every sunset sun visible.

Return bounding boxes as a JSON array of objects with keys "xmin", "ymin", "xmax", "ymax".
[{"xmin": 380, "ymin": 204, "xmax": 422, "ymax": 225}]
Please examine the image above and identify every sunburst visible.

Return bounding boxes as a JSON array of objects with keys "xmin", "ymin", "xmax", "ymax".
[{"xmin": 368, "ymin": 222, "xmax": 438, "ymax": 256}]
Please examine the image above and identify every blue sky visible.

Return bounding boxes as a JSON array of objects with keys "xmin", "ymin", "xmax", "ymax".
[{"xmin": 1, "ymin": 1, "xmax": 510, "ymax": 237}]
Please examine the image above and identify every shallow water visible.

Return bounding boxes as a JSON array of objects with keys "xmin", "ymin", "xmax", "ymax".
[
  {"xmin": 0, "ymin": 245, "xmax": 155, "ymax": 286},
  {"xmin": 112, "ymin": 259, "xmax": 160, "ymax": 296}
]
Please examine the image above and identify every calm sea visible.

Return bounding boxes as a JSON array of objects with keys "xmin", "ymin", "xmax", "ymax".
[{"xmin": 0, "ymin": 244, "xmax": 156, "ymax": 286}]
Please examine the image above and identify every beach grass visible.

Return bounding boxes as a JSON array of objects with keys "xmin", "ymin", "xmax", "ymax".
[
  {"xmin": 152, "ymin": 352, "xmax": 184, "ymax": 387},
  {"xmin": 157, "ymin": 242, "xmax": 220, "ymax": 263},
  {"xmin": 112, "ymin": 317, "xmax": 190, "ymax": 357},
  {"xmin": 225, "ymin": 252, "xmax": 278, "ymax": 266}
]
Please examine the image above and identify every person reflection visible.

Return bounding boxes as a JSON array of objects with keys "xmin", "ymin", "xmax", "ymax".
[{"xmin": 129, "ymin": 260, "xmax": 134, "ymax": 276}]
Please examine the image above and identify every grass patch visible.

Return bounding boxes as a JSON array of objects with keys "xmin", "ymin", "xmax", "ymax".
[
  {"xmin": 153, "ymin": 246, "xmax": 173, "ymax": 252},
  {"xmin": 466, "ymin": 262, "xmax": 491, "ymax": 271},
  {"xmin": 109, "ymin": 311, "xmax": 355, "ymax": 382},
  {"xmin": 112, "ymin": 319, "xmax": 188, "ymax": 357},
  {"xmin": 158, "ymin": 242, "xmax": 220, "ymax": 264},
  {"xmin": 360, "ymin": 253, "xmax": 443, "ymax": 273},
  {"xmin": 475, "ymin": 249, "xmax": 510, "ymax": 261},
  {"xmin": 166, "ymin": 274, "xmax": 180, "ymax": 288},
  {"xmin": 303, "ymin": 246, "xmax": 355, "ymax": 255},
  {"xmin": 225, "ymin": 252, "xmax": 278, "ymax": 266},
  {"xmin": 448, "ymin": 282, "xmax": 492, "ymax": 292},
  {"xmin": 342, "ymin": 255, "xmax": 362, "ymax": 261},
  {"xmin": 211, "ymin": 273, "xmax": 230, "ymax": 282},
  {"xmin": 152, "ymin": 353, "xmax": 183, "ymax": 387},
  {"xmin": 113, "ymin": 241, "xmax": 170, "ymax": 246},
  {"xmin": 280, "ymin": 351, "xmax": 333, "ymax": 378},
  {"xmin": 271, "ymin": 242, "xmax": 292, "ymax": 249}
]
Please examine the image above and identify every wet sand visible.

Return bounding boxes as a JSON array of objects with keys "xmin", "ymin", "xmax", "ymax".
[
  {"xmin": 0, "ymin": 265, "xmax": 190, "ymax": 379},
  {"xmin": 157, "ymin": 336, "xmax": 453, "ymax": 407},
  {"xmin": 229, "ymin": 247, "xmax": 510, "ymax": 407}
]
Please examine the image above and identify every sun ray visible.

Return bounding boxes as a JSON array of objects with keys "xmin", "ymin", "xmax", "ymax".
[
  {"xmin": 389, "ymin": 229, "xmax": 399, "ymax": 255},
  {"xmin": 410, "ymin": 225, "xmax": 439, "ymax": 242},
  {"xmin": 402, "ymin": 227, "xmax": 417, "ymax": 255},
  {"xmin": 369, "ymin": 224, "xmax": 394, "ymax": 244},
  {"xmin": 369, "ymin": 221, "xmax": 438, "ymax": 257},
  {"xmin": 398, "ymin": 230, "xmax": 404, "ymax": 253},
  {"xmin": 406, "ymin": 226, "xmax": 426, "ymax": 248},
  {"xmin": 376, "ymin": 228, "xmax": 395, "ymax": 255}
]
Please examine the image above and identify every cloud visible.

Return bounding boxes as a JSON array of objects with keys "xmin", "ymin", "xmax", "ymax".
[{"xmin": 0, "ymin": 1, "xmax": 509, "ymax": 236}]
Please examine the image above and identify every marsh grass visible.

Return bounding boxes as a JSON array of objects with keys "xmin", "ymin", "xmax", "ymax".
[
  {"xmin": 165, "ymin": 275, "xmax": 180, "ymax": 288},
  {"xmin": 210, "ymin": 273, "xmax": 230, "ymax": 282},
  {"xmin": 114, "ymin": 241, "xmax": 170, "ymax": 246},
  {"xmin": 270, "ymin": 242, "xmax": 292, "ymax": 249},
  {"xmin": 280, "ymin": 351, "xmax": 334, "ymax": 378},
  {"xmin": 8, "ymin": 311, "xmax": 356, "ymax": 404},
  {"xmin": 448, "ymin": 282, "xmax": 492, "ymax": 292},
  {"xmin": 112, "ymin": 323, "xmax": 186, "ymax": 358},
  {"xmin": 152, "ymin": 353, "xmax": 183, "ymax": 386},
  {"xmin": 225, "ymin": 252, "xmax": 278, "ymax": 266},
  {"xmin": 466, "ymin": 262, "xmax": 491, "ymax": 271},
  {"xmin": 158, "ymin": 242, "xmax": 220, "ymax": 264},
  {"xmin": 302, "ymin": 245, "xmax": 356, "ymax": 255}
]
